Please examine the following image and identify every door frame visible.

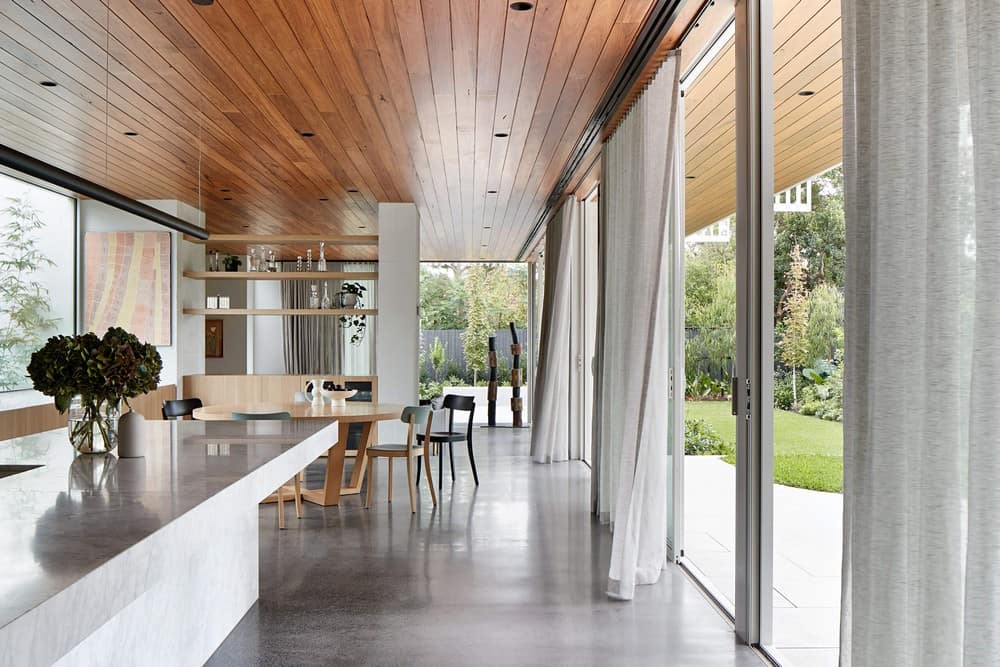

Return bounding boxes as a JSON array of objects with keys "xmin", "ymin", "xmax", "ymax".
[{"xmin": 733, "ymin": 0, "xmax": 775, "ymax": 646}]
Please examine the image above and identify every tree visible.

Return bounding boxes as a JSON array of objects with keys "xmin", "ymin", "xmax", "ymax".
[
  {"xmin": 428, "ymin": 337, "xmax": 446, "ymax": 381},
  {"xmin": 685, "ymin": 239, "xmax": 736, "ymax": 382},
  {"xmin": 779, "ymin": 245, "xmax": 810, "ymax": 405},
  {"xmin": 460, "ymin": 264, "xmax": 528, "ymax": 380},
  {"xmin": 419, "ymin": 265, "xmax": 467, "ymax": 330},
  {"xmin": 805, "ymin": 283, "xmax": 844, "ymax": 363},
  {"xmin": 773, "ymin": 167, "xmax": 845, "ymax": 311},
  {"xmin": 0, "ymin": 196, "xmax": 59, "ymax": 390}
]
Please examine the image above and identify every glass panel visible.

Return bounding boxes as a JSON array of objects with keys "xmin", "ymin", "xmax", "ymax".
[
  {"xmin": 0, "ymin": 173, "xmax": 76, "ymax": 391},
  {"xmin": 768, "ymin": 0, "xmax": 844, "ymax": 662},
  {"xmin": 682, "ymin": 30, "xmax": 738, "ymax": 613},
  {"xmin": 418, "ymin": 262, "xmax": 530, "ymax": 424}
]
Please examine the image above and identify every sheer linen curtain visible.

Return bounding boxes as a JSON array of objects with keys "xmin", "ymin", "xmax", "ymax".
[
  {"xmin": 593, "ymin": 53, "xmax": 681, "ymax": 601},
  {"xmin": 842, "ymin": 2, "xmax": 999, "ymax": 664},
  {"xmin": 530, "ymin": 199, "xmax": 579, "ymax": 463}
]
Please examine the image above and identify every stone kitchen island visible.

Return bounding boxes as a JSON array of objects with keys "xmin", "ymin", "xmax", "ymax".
[{"xmin": 0, "ymin": 419, "xmax": 337, "ymax": 667}]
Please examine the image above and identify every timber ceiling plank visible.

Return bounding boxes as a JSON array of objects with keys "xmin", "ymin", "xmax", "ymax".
[{"xmin": 0, "ymin": 0, "xmax": 660, "ymax": 259}]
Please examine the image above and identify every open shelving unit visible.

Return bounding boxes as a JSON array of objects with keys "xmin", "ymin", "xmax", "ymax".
[
  {"xmin": 182, "ymin": 308, "xmax": 377, "ymax": 316},
  {"xmin": 184, "ymin": 271, "xmax": 378, "ymax": 281}
]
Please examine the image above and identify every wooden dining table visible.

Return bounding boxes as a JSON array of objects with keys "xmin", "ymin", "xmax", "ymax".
[{"xmin": 192, "ymin": 402, "xmax": 404, "ymax": 506}]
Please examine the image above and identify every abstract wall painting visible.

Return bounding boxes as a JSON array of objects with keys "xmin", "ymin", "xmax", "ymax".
[{"xmin": 84, "ymin": 231, "xmax": 171, "ymax": 346}]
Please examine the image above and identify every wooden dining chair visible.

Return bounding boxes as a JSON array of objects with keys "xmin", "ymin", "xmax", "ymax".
[
  {"xmin": 363, "ymin": 406, "xmax": 437, "ymax": 513},
  {"xmin": 416, "ymin": 395, "xmax": 478, "ymax": 489},
  {"xmin": 232, "ymin": 411, "xmax": 301, "ymax": 529}
]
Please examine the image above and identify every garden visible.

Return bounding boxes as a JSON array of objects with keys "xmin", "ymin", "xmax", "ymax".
[
  {"xmin": 418, "ymin": 263, "xmax": 529, "ymax": 400},
  {"xmin": 685, "ymin": 167, "xmax": 845, "ymax": 493}
]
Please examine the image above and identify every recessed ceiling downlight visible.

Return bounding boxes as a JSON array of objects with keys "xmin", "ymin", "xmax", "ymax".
[
  {"xmin": 798, "ymin": 90, "xmax": 816, "ymax": 96},
  {"xmin": 123, "ymin": 131, "xmax": 138, "ymax": 136},
  {"xmin": 191, "ymin": 0, "xmax": 214, "ymax": 5},
  {"xmin": 299, "ymin": 131, "xmax": 315, "ymax": 137},
  {"xmin": 40, "ymin": 80, "xmax": 58, "ymax": 87},
  {"xmin": 494, "ymin": 132, "xmax": 509, "ymax": 138},
  {"xmin": 510, "ymin": 2, "xmax": 534, "ymax": 10}
]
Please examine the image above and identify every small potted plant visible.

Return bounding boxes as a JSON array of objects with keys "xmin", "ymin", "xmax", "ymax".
[
  {"xmin": 27, "ymin": 327, "xmax": 162, "ymax": 454},
  {"xmin": 223, "ymin": 254, "xmax": 242, "ymax": 272},
  {"xmin": 338, "ymin": 281, "xmax": 367, "ymax": 308}
]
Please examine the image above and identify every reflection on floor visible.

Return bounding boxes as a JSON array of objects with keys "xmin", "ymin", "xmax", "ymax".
[
  {"xmin": 209, "ymin": 428, "xmax": 763, "ymax": 666},
  {"xmin": 684, "ymin": 456, "xmax": 842, "ymax": 667}
]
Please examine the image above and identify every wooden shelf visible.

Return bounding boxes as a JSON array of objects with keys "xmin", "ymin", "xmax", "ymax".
[
  {"xmin": 187, "ymin": 234, "xmax": 378, "ymax": 246},
  {"xmin": 184, "ymin": 271, "xmax": 378, "ymax": 281},
  {"xmin": 183, "ymin": 308, "xmax": 377, "ymax": 316}
]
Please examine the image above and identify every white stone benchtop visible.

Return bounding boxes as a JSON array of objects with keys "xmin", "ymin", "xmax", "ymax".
[{"xmin": 0, "ymin": 419, "xmax": 338, "ymax": 666}]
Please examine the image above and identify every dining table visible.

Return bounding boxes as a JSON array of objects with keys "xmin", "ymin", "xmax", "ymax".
[{"xmin": 192, "ymin": 401, "xmax": 404, "ymax": 506}]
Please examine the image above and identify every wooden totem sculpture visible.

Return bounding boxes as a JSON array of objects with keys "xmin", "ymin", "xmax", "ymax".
[
  {"xmin": 509, "ymin": 322, "xmax": 523, "ymax": 428},
  {"xmin": 487, "ymin": 335, "xmax": 498, "ymax": 426}
]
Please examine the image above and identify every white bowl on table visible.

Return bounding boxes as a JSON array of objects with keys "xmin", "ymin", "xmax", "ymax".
[{"xmin": 319, "ymin": 388, "xmax": 357, "ymax": 406}]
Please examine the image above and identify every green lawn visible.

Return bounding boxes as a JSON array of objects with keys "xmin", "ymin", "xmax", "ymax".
[{"xmin": 685, "ymin": 400, "xmax": 844, "ymax": 493}]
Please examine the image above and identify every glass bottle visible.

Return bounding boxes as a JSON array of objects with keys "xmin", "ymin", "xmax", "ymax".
[
  {"xmin": 308, "ymin": 283, "xmax": 320, "ymax": 309},
  {"xmin": 267, "ymin": 249, "xmax": 276, "ymax": 272},
  {"xmin": 306, "ymin": 249, "xmax": 313, "ymax": 272},
  {"xmin": 248, "ymin": 247, "xmax": 258, "ymax": 272},
  {"xmin": 296, "ymin": 256, "xmax": 304, "ymax": 272},
  {"xmin": 317, "ymin": 241, "xmax": 327, "ymax": 272},
  {"xmin": 258, "ymin": 246, "xmax": 267, "ymax": 272},
  {"xmin": 212, "ymin": 250, "xmax": 220, "ymax": 272},
  {"xmin": 321, "ymin": 281, "xmax": 331, "ymax": 309}
]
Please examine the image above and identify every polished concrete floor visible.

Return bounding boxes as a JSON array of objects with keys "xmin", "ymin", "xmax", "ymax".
[{"xmin": 208, "ymin": 428, "xmax": 763, "ymax": 666}]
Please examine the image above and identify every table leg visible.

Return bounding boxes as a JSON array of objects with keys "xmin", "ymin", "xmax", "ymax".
[
  {"xmin": 342, "ymin": 421, "xmax": 374, "ymax": 494},
  {"xmin": 301, "ymin": 421, "xmax": 351, "ymax": 506}
]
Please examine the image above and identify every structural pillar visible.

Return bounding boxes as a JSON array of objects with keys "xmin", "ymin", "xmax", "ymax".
[{"xmin": 376, "ymin": 203, "xmax": 420, "ymax": 443}]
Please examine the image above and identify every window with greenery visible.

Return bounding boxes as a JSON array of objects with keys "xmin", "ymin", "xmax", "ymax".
[{"xmin": 0, "ymin": 173, "xmax": 76, "ymax": 392}]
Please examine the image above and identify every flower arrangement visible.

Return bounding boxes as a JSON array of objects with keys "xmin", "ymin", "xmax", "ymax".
[{"xmin": 27, "ymin": 327, "xmax": 162, "ymax": 453}]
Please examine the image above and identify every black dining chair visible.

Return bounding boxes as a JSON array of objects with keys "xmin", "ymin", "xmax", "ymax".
[
  {"xmin": 162, "ymin": 398, "xmax": 203, "ymax": 420},
  {"xmin": 416, "ymin": 394, "xmax": 477, "ymax": 489}
]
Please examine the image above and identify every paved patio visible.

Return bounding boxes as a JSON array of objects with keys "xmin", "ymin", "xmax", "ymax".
[{"xmin": 684, "ymin": 456, "xmax": 842, "ymax": 667}]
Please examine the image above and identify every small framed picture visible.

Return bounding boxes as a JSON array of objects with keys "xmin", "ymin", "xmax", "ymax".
[{"xmin": 206, "ymin": 319, "xmax": 223, "ymax": 358}]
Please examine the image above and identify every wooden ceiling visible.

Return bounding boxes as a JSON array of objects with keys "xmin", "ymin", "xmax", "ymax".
[
  {"xmin": 0, "ymin": 0, "xmax": 660, "ymax": 260},
  {"xmin": 683, "ymin": 0, "xmax": 842, "ymax": 233}
]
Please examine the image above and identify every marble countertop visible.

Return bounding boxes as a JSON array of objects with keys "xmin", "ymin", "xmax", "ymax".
[{"xmin": 0, "ymin": 420, "xmax": 337, "ymax": 630}]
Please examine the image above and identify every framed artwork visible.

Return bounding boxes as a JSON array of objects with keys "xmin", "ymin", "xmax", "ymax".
[
  {"xmin": 205, "ymin": 319, "xmax": 223, "ymax": 358},
  {"xmin": 84, "ymin": 231, "xmax": 171, "ymax": 345}
]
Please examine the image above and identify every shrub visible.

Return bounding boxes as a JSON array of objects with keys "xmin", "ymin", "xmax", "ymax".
[
  {"xmin": 685, "ymin": 418, "xmax": 733, "ymax": 456},
  {"xmin": 419, "ymin": 380, "xmax": 444, "ymax": 400},
  {"xmin": 774, "ymin": 373, "xmax": 795, "ymax": 410}
]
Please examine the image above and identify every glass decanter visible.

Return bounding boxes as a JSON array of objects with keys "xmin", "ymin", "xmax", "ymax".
[
  {"xmin": 306, "ymin": 249, "xmax": 313, "ymax": 272},
  {"xmin": 308, "ymin": 283, "xmax": 320, "ymax": 309},
  {"xmin": 317, "ymin": 241, "xmax": 327, "ymax": 272},
  {"xmin": 321, "ymin": 281, "xmax": 332, "ymax": 309}
]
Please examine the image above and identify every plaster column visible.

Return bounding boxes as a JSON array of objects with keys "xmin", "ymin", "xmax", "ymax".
[{"xmin": 376, "ymin": 203, "xmax": 420, "ymax": 443}]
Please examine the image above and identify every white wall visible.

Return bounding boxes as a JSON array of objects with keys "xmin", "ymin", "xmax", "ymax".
[
  {"xmin": 376, "ymin": 203, "xmax": 420, "ymax": 443},
  {"xmin": 78, "ymin": 199, "xmax": 204, "ymax": 393},
  {"xmin": 204, "ymin": 280, "xmax": 247, "ymax": 375},
  {"xmin": 251, "ymin": 281, "xmax": 285, "ymax": 374}
]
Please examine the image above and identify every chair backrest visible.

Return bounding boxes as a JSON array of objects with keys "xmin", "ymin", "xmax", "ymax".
[
  {"xmin": 162, "ymin": 398, "xmax": 203, "ymax": 420},
  {"xmin": 442, "ymin": 394, "xmax": 475, "ymax": 434},
  {"xmin": 400, "ymin": 405, "xmax": 432, "ymax": 427},
  {"xmin": 400, "ymin": 405, "xmax": 432, "ymax": 450},
  {"xmin": 231, "ymin": 411, "xmax": 292, "ymax": 421},
  {"xmin": 443, "ymin": 394, "xmax": 475, "ymax": 412}
]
